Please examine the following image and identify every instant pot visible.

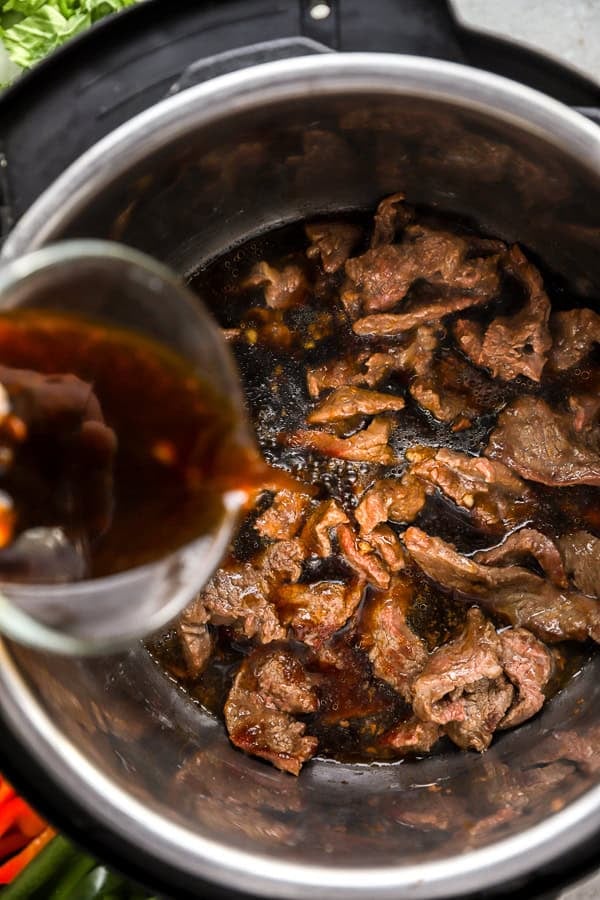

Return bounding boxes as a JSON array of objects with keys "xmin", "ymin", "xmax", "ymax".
[{"xmin": 0, "ymin": 2, "xmax": 599, "ymax": 898}]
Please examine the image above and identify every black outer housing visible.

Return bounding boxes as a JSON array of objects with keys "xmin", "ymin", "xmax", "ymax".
[{"xmin": 0, "ymin": 1, "xmax": 599, "ymax": 897}]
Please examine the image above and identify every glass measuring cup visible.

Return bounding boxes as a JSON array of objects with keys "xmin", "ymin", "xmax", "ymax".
[{"xmin": 0, "ymin": 240, "xmax": 253, "ymax": 654}]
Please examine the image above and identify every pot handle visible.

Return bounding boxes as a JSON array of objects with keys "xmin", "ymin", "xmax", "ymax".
[{"xmin": 169, "ymin": 36, "xmax": 334, "ymax": 96}]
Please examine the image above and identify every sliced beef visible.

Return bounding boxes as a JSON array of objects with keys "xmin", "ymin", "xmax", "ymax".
[
  {"xmin": 408, "ymin": 446, "xmax": 533, "ymax": 530},
  {"xmin": 224, "ymin": 644, "xmax": 318, "ymax": 775},
  {"xmin": 285, "ymin": 416, "xmax": 396, "ymax": 464},
  {"xmin": 370, "ymin": 192, "xmax": 413, "ymax": 248},
  {"xmin": 474, "ymin": 528, "xmax": 567, "ymax": 587},
  {"xmin": 246, "ymin": 261, "xmax": 309, "ymax": 309},
  {"xmin": 497, "ymin": 628, "xmax": 553, "ymax": 729},
  {"xmin": 360, "ymin": 577, "xmax": 428, "ymax": 701},
  {"xmin": 177, "ymin": 617, "xmax": 215, "ymax": 679},
  {"xmin": 305, "ymin": 221, "xmax": 362, "ymax": 273},
  {"xmin": 486, "ymin": 395, "xmax": 600, "ymax": 487},
  {"xmin": 404, "ymin": 527, "xmax": 600, "ymax": 643},
  {"xmin": 355, "ymin": 474, "xmax": 428, "ymax": 533},
  {"xmin": 344, "ymin": 224, "xmax": 500, "ymax": 315},
  {"xmin": 336, "ymin": 522, "xmax": 393, "ymax": 589},
  {"xmin": 568, "ymin": 392, "xmax": 600, "ymax": 433},
  {"xmin": 299, "ymin": 498, "xmax": 349, "ymax": 556},
  {"xmin": 381, "ymin": 719, "xmax": 441, "ymax": 754},
  {"xmin": 409, "ymin": 351, "xmax": 505, "ymax": 430},
  {"xmin": 254, "ymin": 490, "xmax": 312, "ymax": 540},
  {"xmin": 276, "ymin": 579, "xmax": 364, "ymax": 648},
  {"xmin": 412, "ymin": 607, "xmax": 506, "ymax": 725},
  {"xmin": 367, "ymin": 525, "xmax": 407, "ymax": 572},
  {"xmin": 548, "ymin": 308, "xmax": 600, "ymax": 372},
  {"xmin": 307, "ymin": 386, "xmax": 405, "ymax": 424},
  {"xmin": 353, "ymin": 294, "xmax": 491, "ymax": 337},
  {"xmin": 559, "ymin": 531, "xmax": 600, "ymax": 598},
  {"xmin": 454, "ymin": 245, "xmax": 551, "ymax": 382},
  {"xmin": 306, "ymin": 354, "xmax": 370, "ymax": 399},
  {"xmin": 445, "ymin": 675, "xmax": 514, "ymax": 752},
  {"xmin": 198, "ymin": 539, "xmax": 304, "ymax": 643}
]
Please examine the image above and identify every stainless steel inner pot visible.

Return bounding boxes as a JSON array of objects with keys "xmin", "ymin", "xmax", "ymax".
[{"xmin": 2, "ymin": 54, "xmax": 600, "ymax": 899}]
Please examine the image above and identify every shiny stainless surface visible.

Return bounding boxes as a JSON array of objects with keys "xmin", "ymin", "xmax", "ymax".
[{"xmin": 1, "ymin": 54, "xmax": 600, "ymax": 898}]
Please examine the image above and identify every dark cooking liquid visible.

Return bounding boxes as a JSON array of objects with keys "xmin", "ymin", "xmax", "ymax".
[
  {"xmin": 0, "ymin": 310, "xmax": 252, "ymax": 579},
  {"xmin": 151, "ymin": 212, "xmax": 597, "ymax": 763}
]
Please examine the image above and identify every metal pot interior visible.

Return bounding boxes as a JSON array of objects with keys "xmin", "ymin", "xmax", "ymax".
[{"xmin": 2, "ymin": 57, "xmax": 600, "ymax": 899}]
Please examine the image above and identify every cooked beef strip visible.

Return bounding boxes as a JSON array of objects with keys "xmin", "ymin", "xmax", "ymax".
[
  {"xmin": 409, "ymin": 351, "xmax": 505, "ymax": 430},
  {"xmin": 474, "ymin": 528, "xmax": 568, "ymax": 588},
  {"xmin": 568, "ymin": 392, "xmax": 600, "ymax": 433},
  {"xmin": 353, "ymin": 294, "xmax": 492, "ymax": 337},
  {"xmin": 485, "ymin": 396, "xmax": 600, "ymax": 487},
  {"xmin": 307, "ymin": 386, "xmax": 405, "ymax": 424},
  {"xmin": 370, "ymin": 192, "xmax": 413, "ymax": 248},
  {"xmin": 355, "ymin": 473, "xmax": 428, "ymax": 533},
  {"xmin": 559, "ymin": 531, "xmax": 600, "ymax": 598},
  {"xmin": 344, "ymin": 224, "xmax": 501, "ymax": 315},
  {"xmin": 254, "ymin": 490, "xmax": 312, "ymax": 540},
  {"xmin": 380, "ymin": 718, "xmax": 441, "ymax": 753},
  {"xmin": 335, "ymin": 522, "xmax": 392, "ymax": 589},
  {"xmin": 445, "ymin": 675, "xmax": 514, "ymax": 752},
  {"xmin": 407, "ymin": 446, "xmax": 533, "ymax": 530},
  {"xmin": 367, "ymin": 525, "xmax": 407, "ymax": 571},
  {"xmin": 224, "ymin": 643, "xmax": 318, "ymax": 775},
  {"xmin": 548, "ymin": 308, "xmax": 600, "ymax": 372},
  {"xmin": 360, "ymin": 576, "xmax": 428, "ymax": 701},
  {"xmin": 497, "ymin": 628, "xmax": 553, "ymax": 729},
  {"xmin": 276, "ymin": 579, "xmax": 364, "ymax": 648},
  {"xmin": 285, "ymin": 416, "xmax": 396, "ymax": 464},
  {"xmin": 454, "ymin": 245, "xmax": 551, "ymax": 382},
  {"xmin": 246, "ymin": 261, "xmax": 309, "ymax": 309},
  {"xmin": 305, "ymin": 327, "xmax": 438, "ymax": 398},
  {"xmin": 412, "ymin": 607, "xmax": 506, "ymax": 725},
  {"xmin": 404, "ymin": 527, "xmax": 600, "ymax": 643},
  {"xmin": 305, "ymin": 221, "xmax": 362, "ymax": 273},
  {"xmin": 299, "ymin": 498, "xmax": 349, "ymax": 556},
  {"xmin": 177, "ymin": 619, "xmax": 215, "ymax": 679}
]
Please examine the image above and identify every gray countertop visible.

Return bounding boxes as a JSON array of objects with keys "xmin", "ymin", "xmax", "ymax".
[{"xmin": 451, "ymin": 5, "xmax": 598, "ymax": 897}]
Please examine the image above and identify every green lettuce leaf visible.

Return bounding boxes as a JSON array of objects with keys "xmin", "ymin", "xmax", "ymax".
[{"xmin": 0, "ymin": 0, "xmax": 137, "ymax": 71}]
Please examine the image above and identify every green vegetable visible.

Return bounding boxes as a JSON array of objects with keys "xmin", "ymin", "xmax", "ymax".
[
  {"xmin": 47, "ymin": 850, "xmax": 96, "ymax": 898},
  {"xmin": 0, "ymin": 0, "xmax": 138, "ymax": 71},
  {"xmin": 0, "ymin": 835, "xmax": 80, "ymax": 899}
]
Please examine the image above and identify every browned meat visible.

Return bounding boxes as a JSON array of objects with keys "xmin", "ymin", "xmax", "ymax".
[
  {"xmin": 356, "ymin": 474, "xmax": 428, "ymax": 533},
  {"xmin": 299, "ymin": 499, "xmax": 349, "ymax": 556},
  {"xmin": 276, "ymin": 579, "xmax": 364, "ymax": 648},
  {"xmin": 256, "ymin": 539, "xmax": 305, "ymax": 584},
  {"xmin": 559, "ymin": 531, "xmax": 600, "ymax": 598},
  {"xmin": 497, "ymin": 628, "xmax": 553, "ymax": 729},
  {"xmin": 336, "ymin": 522, "xmax": 392, "ymax": 589},
  {"xmin": 344, "ymin": 224, "xmax": 500, "ymax": 315},
  {"xmin": 367, "ymin": 525, "xmax": 407, "ymax": 572},
  {"xmin": 568, "ymin": 392, "xmax": 600, "ymax": 433},
  {"xmin": 305, "ymin": 221, "xmax": 362, "ymax": 273},
  {"xmin": 353, "ymin": 294, "xmax": 491, "ymax": 337},
  {"xmin": 360, "ymin": 577, "xmax": 428, "ymax": 700},
  {"xmin": 455, "ymin": 246, "xmax": 551, "ymax": 382},
  {"xmin": 381, "ymin": 719, "xmax": 441, "ymax": 753},
  {"xmin": 178, "ymin": 618, "xmax": 215, "ymax": 679},
  {"xmin": 307, "ymin": 386, "xmax": 405, "ymax": 424},
  {"xmin": 370, "ymin": 192, "xmax": 413, "ymax": 248},
  {"xmin": 548, "ymin": 308, "xmax": 600, "ymax": 372},
  {"xmin": 404, "ymin": 527, "xmax": 600, "ymax": 643},
  {"xmin": 412, "ymin": 608, "xmax": 505, "ymax": 726},
  {"xmin": 408, "ymin": 446, "xmax": 532, "ymax": 530},
  {"xmin": 224, "ymin": 644, "xmax": 318, "ymax": 775},
  {"xmin": 254, "ymin": 490, "xmax": 312, "ymax": 540},
  {"xmin": 474, "ymin": 528, "xmax": 568, "ymax": 587},
  {"xmin": 445, "ymin": 675, "xmax": 514, "ymax": 752},
  {"xmin": 246, "ymin": 261, "xmax": 309, "ymax": 309},
  {"xmin": 409, "ymin": 352, "xmax": 505, "ymax": 430},
  {"xmin": 486, "ymin": 396, "xmax": 600, "ymax": 487},
  {"xmin": 305, "ymin": 328, "xmax": 438, "ymax": 399},
  {"xmin": 285, "ymin": 416, "xmax": 396, "ymax": 464}
]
